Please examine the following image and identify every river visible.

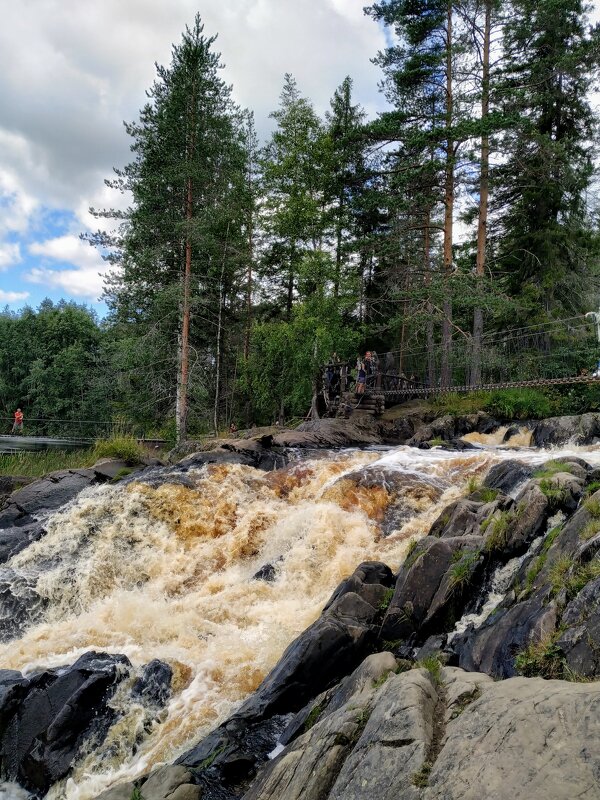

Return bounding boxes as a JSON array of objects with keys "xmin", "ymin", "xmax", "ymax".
[{"xmin": 2, "ymin": 437, "xmax": 600, "ymax": 799}]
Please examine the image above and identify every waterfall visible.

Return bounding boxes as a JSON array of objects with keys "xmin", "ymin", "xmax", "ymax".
[{"xmin": 2, "ymin": 443, "xmax": 600, "ymax": 799}]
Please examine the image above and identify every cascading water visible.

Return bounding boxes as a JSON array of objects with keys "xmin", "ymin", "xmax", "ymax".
[{"xmin": 3, "ymin": 441, "xmax": 600, "ymax": 800}]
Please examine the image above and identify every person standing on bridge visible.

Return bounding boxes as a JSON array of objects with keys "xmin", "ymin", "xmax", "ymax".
[{"xmin": 12, "ymin": 408, "xmax": 23, "ymax": 434}]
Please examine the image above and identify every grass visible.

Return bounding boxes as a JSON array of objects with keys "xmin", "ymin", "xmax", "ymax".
[
  {"xmin": 415, "ymin": 654, "xmax": 443, "ymax": 685},
  {"xmin": 198, "ymin": 744, "xmax": 227, "ymax": 770},
  {"xmin": 0, "ymin": 435, "xmax": 145, "ymax": 479},
  {"xmin": 429, "ymin": 388, "xmax": 552, "ymax": 420},
  {"xmin": 515, "ymin": 633, "xmax": 565, "ymax": 679},
  {"xmin": 584, "ymin": 497, "xmax": 600, "ymax": 518},
  {"xmin": 538, "ymin": 478, "xmax": 569, "ymax": 509},
  {"xmin": 448, "ymin": 550, "xmax": 481, "ymax": 592},
  {"xmin": 466, "ymin": 477, "xmax": 499, "ymax": 503},
  {"xmin": 522, "ymin": 525, "xmax": 562, "ymax": 594},
  {"xmin": 581, "ymin": 519, "xmax": 600, "ymax": 541},
  {"xmin": 378, "ymin": 587, "xmax": 395, "ymax": 612},
  {"xmin": 130, "ymin": 788, "xmax": 143, "ymax": 800},
  {"xmin": 548, "ymin": 555, "xmax": 600, "ymax": 601},
  {"xmin": 412, "ymin": 762, "xmax": 432, "ymax": 788},
  {"xmin": 585, "ymin": 481, "xmax": 600, "ymax": 496},
  {"xmin": 483, "ymin": 511, "xmax": 512, "ymax": 552},
  {"xmin": 533, "ymin": 461, "xmax": 574, "ymax": 479},
  {"xmin": 428, "ymin": 438, "xmax": 445, "ymax": 447}
]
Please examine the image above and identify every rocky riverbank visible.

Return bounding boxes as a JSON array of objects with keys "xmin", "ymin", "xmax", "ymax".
[{"xmin": 3, "ymin": 418, "xmax": 600, "ymax": 798}]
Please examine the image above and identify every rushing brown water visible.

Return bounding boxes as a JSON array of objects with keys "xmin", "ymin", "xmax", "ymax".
[{"xmin": 3, "ymin": 442, "xmax": 600, "ymax": 799}]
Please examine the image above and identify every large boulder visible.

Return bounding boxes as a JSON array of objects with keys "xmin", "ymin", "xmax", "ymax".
[
  {"xmin": 240, "ymin": 663, "xmax": 600, "ymax": 800},
  {"xmin": 532, "ymin": 413, "xmax": 600, "ymax": 447}
]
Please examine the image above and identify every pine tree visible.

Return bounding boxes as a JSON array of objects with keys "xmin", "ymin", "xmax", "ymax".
[
  {"xmin": 493, "ymin": 0, "xmax": 600, "ymax": 319},
  {"xmin": 87, "ymin": 15, "xmax": 248, "ymax": 440}
]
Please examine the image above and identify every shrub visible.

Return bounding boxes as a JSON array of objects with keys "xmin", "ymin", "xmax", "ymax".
[
  {"xmin": 378, "ymin": 587, "xmax": 395, "ymax": 611},
  {"xmin": 483, "ymin": 388, "xmax": 552, "ymax": 420},
  {"xmin": 515, "ymin": 634, "xmax": 564, "ymax": 679},
  {"xmin": 415, "ymin": 655, "xmax": 443, "ymax": 685},
  {"xmin": 584, "ymin": 481, "xmax": 600, "ymax": 496},
  {"xmin": 538, "ymin": 478, "xmax": 569, "ymax": 509},
  {"xmin": 92, "ymin": 436, "xmax": 145, "ymax": 464}
]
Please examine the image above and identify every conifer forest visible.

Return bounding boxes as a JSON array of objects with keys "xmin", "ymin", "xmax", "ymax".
[{"xmin": 2, "ymin": 1, "xmax": 600, "ymax": 439}]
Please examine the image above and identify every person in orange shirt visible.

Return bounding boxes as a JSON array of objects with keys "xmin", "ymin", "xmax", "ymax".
[{"xmin": 12, "ymin": 408, "xmax": 23, "ymax": 434}]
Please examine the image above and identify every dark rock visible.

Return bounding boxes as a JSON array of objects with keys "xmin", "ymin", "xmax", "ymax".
[
  {"xmin": 430, "ymin": 495, "xmax": 511, "ymax": 540},
  {"xmin": 131, "ymin": 660, "xmax": 172, "ymax": 708},
  {"xmin": 415, "ymin": 634, "xmax": 448, "ymax": 661},
  {"xmin": 391, "ymin": 417, "xmax": 415, "ymax": 443},
  {"xmin": 0, "ymin": 522, "xmax": 46, "ymax": 566},
  {"xmin": 252, "ymin": 563, "xmax": 278, "ymax": 582},
  {"xmin": 0, "ymin": 651, "xmax": 132, "ymax": 795},
  {"xmin": 456, "ymin": 591, "xmax": 558, "ymax": 678},
  {"xmin": 483, "ymin": 460, "xmax": 532, "ymax": 495},
  {"xmin": 5, "ymin": 470, "xmax": 99, "ymax": 517},
  {"xmin": 439, "ymin": 439, "xmax": 478, "ymax": 451},
  {"xmin": 532, "ymin": 413, "xmax": 600, "ymax": 447},
  {"xmin": 556, "ymin": 577, "xmax": 600, "ymax": 678},
  {"xmin": 91, "ymin": 459, "xmax": 144, "ymax": 481},
  {"xmin": 381, "ymin": 536, "xmax": 484, "ymax": 642}
]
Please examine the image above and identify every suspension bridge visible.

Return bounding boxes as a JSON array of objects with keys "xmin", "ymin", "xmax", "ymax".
[
  {"xmin": 321, "ymin": 312, "xmax": 600, "ymax": 415},
  {"xmin": 0, "ymin": 418, "xmax": 165, "ymax": 454}
]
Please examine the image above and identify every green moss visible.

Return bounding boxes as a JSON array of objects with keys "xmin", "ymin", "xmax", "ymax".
[
  {"xmin": 110, "ymin": 467, "xmax": 135, "ymax": 483},
  {"xmin": 130, "ymin": 789, "xmax": 143, "ymax": 800},
  {"xmin": 428, "ymin": 438, "xmax": 445, "ymax": 447},
  {"xmin": 378, "ymin": 587, "xmax": 395, "ymax": 612},
  {"xmin": 405, "ymin": 539, "xmax": 418, "ymax": 560},
  {"xmin": 198, "ymin": 744, "xmax": 227, "ymax": 770},
  {"xmin": 412, "ymin": 762, "xmax": 432, "ymax": 788},
  {"xmin": 304, "ymin": 702, "xmax": 324, "ymax": 732},
  {"xmin": 533, "ymin": 460, "xmax": 573, "ymax": 479}
]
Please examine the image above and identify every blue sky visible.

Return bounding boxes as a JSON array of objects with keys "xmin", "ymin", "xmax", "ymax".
[{"xmin": 0, "ymin": 0, "xmax": 387, "ymax": 318}]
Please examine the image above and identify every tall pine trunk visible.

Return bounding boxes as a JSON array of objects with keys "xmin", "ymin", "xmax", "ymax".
[
  {"xmin": 177, "ymin": 174, "xmax": 193, "ymax": 443},
  {"xmin": 424, "ymin": 210, "xmax": 436, "ymax": 388},
  {"xmin": 471, "ymin": 0, "xmax": 491, "ymax": 387},
  {"xmin": 441, "ymin": 1, "xmax": 454, "ymax": 389}
]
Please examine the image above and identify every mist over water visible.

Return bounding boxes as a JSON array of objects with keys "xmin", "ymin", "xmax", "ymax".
[{"xmin": 3, "ymin": 441, "xmax": 600, "ymax": 799}]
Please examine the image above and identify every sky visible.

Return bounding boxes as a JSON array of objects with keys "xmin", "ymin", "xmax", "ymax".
[
  {"xmin": 0, "ymin": 1, "xmax": 599, "ymax": 316},
  {"xmin": 0, "ymin": 0, "xmax": 388, "ymax": 315}
]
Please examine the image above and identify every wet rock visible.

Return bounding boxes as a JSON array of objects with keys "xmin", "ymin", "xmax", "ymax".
[
  {"xmin": 430, "ymin": 495, "xmax": 511, "ymax": 540},
  {"xmin": 4, "ymin": 469, "xmax": 99, "ymax": 517},
  {"xmin": 556, "ymin": 577, "xmax": 600, "ymax": 677},
  {"xmin": 0, "ymin": 651, "xmax": 132, "ymax": 795},
  {"xmin": 381, "ymin": 536, "xmax": 484, "ymax": 642},
  {"xmin": 0, "ymin": 476, "xmax": 32, "ymax": 510},
  {"xmin": 391, "ymin": 417, "xmax": 415, "ymax": 443},
  {"xmin": 0, "ymin": 522, "xmax": 46, "ymax": 566},
  {"xmin": 131, "ymin": 660, "xmax": 172, "ymax": 708},
  {"xmin": 532, "ymin": 413, "xmax": 600, "ymax": 447},
  {"xmin": 456, "ymin": 592, "xmax": 558, "ymax": 678},
  {"xmin": 252, "ymin": 563, "xmax": 278, "ymax": 582},
  {"xmin": 236, "ymin": 591, "xmax": 380, "ymax": 721},
  {"xmin": 439, "ymin": 439, "xmax": 478, "ymax": 451},
  {"xmin": 483, "ymin": 460, "xmax": 532, "ymax": 495},
  {"xmin": 0, "ymin": 569, "xmax": 46, "ymax": 641}
]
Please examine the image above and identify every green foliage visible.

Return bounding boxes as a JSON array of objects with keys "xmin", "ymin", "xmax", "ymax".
[
  {"xmin": 585, "ymin": 482, "xmax": 600, "ymax": 496},
  {"xmin": 448, "ymin": 550, "xmax": 481, "ymax": 591},
  {"xmin": 130, "ymin": 788, "xmax": 143, "ymax": 800},
  {"xmin": 0, "ymin": 449, "xmax": 94, "ymax": 478},
  {"xmin": 548, "ymin": 555, "xmax": 600, "ymax": 600},
  {"xmin": 538, "ymin": 478, "xmax": 569, "ymax": 509},
  {"xmin": 581, "ymin": 520, "xmax": 600, "ymax": 541},
  {"xmin": 378, "ymin": 587, "xmax": 395, "ymax": 612},
  {"xmin": 515, "ymin": 634, "xmax": 565, "ymax": 679},
  {"xmin": 484, "ymin": 512, "xmax": 512, "ymax": 552},
  {"xmin": 584, "ymin": 497, "xmax": 600, "ymax": 518},
  {"xmin": 534, "ymin": 461, "xmax": 573, "ymax": 479},
  {"xmin": 92, "ymin": 436, "xmax": 145, "ymax": 464},
  {"xmin": 484, "ymin": 389, "xmax": 552, "ymax": 420},
  {"xmin": 522, "ymin": 525, "xmax": 562, "ymax": 594},
  {"xmin": 415, "ymin": 655, "xmax": 443, "ymax": 685}
]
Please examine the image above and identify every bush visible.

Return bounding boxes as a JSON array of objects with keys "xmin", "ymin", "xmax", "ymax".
[
  {"xmin": 92, "ymin": 436, "xmax": 145, "ymax": 463},
  {"xmin": 483, "ymin": 388, "xmax": 552, "ymax": 420}
]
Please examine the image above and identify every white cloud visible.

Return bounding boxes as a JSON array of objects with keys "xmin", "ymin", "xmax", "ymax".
[
  {"xmin": 0, "ymin": 289, "xmax": 29, "ymax": 303},
  {"xmin": 0, "ymin": 242, "xmax": 22, "ymax": 271},
  {"xmin": 26, "ymin": 235, "xmax": 109, "ymax": 300}
]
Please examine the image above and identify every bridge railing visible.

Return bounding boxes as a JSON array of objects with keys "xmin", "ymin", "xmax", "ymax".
[
  {"xmin": 322, "ymin": 318, "xmax": 599, "ymax": 398},
  {"xmin": 0, "ymin": 417, "xmax": 134, "ymax": 439}
]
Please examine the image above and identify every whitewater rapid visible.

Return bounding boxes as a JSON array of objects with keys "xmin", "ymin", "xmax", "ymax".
[{"xmin": 3, "ymin": 440, "xmax": 600, "ymax": 799}]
